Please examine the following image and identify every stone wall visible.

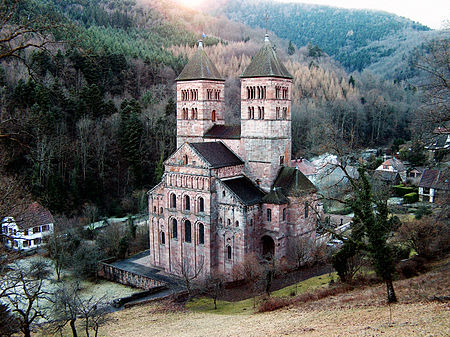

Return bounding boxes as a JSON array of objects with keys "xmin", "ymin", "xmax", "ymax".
[{"xmin": 98, "ymin": 260, "xmax": 167, "ymax": 290}]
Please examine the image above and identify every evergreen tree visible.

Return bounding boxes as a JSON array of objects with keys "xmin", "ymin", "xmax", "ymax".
[
  {"xmin": 287, "ymin": 40, "xmax": 295, "ymax": 56},
  {"xmin": 331, "ymin": 167, "xmax": 398, "ymax": 303}
]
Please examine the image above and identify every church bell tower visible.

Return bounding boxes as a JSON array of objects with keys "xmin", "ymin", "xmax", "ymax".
[
  {"xmin": 175, "ymin": 40, "xmax": 225, "ymax": 148},
  {"xmin": 240, "ymin": 34, "xmax": 293, "ymax": 191}
]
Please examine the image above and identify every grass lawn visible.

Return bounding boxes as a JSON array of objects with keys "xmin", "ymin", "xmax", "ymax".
[{"xmin": 186, "ymin": 272, "xmax": 336, "ymax": 314}]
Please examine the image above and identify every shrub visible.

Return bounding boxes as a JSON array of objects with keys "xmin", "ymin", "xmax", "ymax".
[
  {"xmin": 258, "ymin": 296, "xmax": 290, "ymax": 312},
  {"xmin": 393, "ymin": 185, "xmax": 417, "ymax": 197},
  {"xmin": 397, "ymin": 256, "xmax": 427, "ymax": 278},
  {"xmin": 403, "ymin": 192, "xmax": 419, "ymax": 204},
  {"xmin": 397, "ymin": 218, "xmax": 450, "ymax": 260}
]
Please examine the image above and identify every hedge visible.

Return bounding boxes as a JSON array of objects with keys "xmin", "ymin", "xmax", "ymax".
[
  {"xmin": 403, "ymin": 192, "xmax": 419, "ymax": 204},
  {"xmin": 393, "ymin": 185, "xmax": 417, "ymax": 197}
]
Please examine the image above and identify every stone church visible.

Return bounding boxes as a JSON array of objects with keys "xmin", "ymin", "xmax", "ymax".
[{"xmin": 148, "ymin": 35, "xmax": 320, "ymax": 279}]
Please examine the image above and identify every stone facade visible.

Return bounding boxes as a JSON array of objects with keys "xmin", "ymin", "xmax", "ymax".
[{"xmin": 148, "ymin": 36, "xmax": 320, "ymax": 280}]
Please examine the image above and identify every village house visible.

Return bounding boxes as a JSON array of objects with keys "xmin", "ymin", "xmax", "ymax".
[
  {"xmin": 375, "ymin": 157, "xmax": 407, "ymax": 181},
  {"xmin": 418, "ymin": 169, "xmax": 450, "ymax": 203},
  {"xmin": 148, "ymin": 35, "xmax": 320, "ymax": 280},
  {"xmin": 1, "ymin": 202, "xmax": 54, "ymax": 251}
]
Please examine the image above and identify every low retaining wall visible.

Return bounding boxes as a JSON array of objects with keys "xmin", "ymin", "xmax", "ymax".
[{"xmin": 98, "ymin": 260, "xmax": 167, "ymax": 290}]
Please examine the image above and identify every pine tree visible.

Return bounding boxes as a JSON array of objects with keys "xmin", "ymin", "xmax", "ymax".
[{"xmin": 287, "ymin": 40, "xmax": 295, "ymax": 56}]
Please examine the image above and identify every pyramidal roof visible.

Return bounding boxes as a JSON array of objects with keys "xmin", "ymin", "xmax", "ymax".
[
  {"xmin": 241, "ymin": 34, "xmax": 292, "ymax": 79},
  {"xmin": 176, "ymin": 40, "xmax": 224, "ymax": 81}
]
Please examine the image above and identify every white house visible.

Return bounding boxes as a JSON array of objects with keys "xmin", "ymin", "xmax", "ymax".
[
  {"xmin": 1, "ymin": 202, "xmax": 54, "ymax": 251},
  {"xmin": 375, "ymin": 157, "xmax": 407, "ymax": 181}
]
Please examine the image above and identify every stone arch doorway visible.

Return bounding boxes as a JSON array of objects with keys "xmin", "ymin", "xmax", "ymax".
[{"xmin": 261, "ymin": 235, "xmax": 275, "ymax": 260}]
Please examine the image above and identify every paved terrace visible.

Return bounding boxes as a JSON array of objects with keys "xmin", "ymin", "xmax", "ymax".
[{"xmin": 109, "ymin": 250, "xmax": 181, "ymax": 288}]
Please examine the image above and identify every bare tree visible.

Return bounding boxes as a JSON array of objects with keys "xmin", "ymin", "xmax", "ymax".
[
  {"xmin": 0, "ymin": 0, "xmax": 69, "ymax": 64},
  {"xmin": 177, "ymin": 256, "xmax": 204, "ymax": 298},
  {"xmin": 50, "ymin": 281, "xmax": 110, "ymax": 337},
  {"xmin": 1, "ymin": 259, "xmax": 52, "ymax": 337},
  {"xmin": 413, "ymin": 38, "xmax": 450, "ymax": 127},
  {"xmin": 204, "ymin": 273, "xmax": 225, "ymax": 310}
]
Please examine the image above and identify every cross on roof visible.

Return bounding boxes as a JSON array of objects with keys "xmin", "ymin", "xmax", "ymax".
[{"xmin": 264, "ymin": 12, "xmax": 269, "ymax": 34}]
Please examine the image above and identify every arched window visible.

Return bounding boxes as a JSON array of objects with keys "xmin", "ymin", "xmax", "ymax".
[
  {"xmin": 153, "ymin": 206, "xmax": 156, "ymax": 213},
  {"xmin": 183, "ymin": 154, "xmax": 188, "ymax": 165},
  {"xmin": 261, "ymin": 106, "xmax": 264, "ymax": 119},
  {"xmin": 161, "ymin": 232, "xmax": 165, "ymax": 245},
  {"xmin": 227, "ymin": 246, "xmax": 232, "ymax": 260},
  {"xmin": 258, "ymin": 107, "xmax": 261, "ymax": 119},
  {"xmin": 304, "ymin": 201, "xmax": 309, "ymax": 218},
  {"xmin": 199, "ymin": 197, "xmax": 204, "ymax": 212},
  {"xmin": 235, "ymin": 220, "xmax": 239, "ymax": 227},
  {"xmin": 212, "ymin": 110, "xmax": 216, "ymax": 122},
  {"xmin": 172, "ymin": 219, "xmax": 178, "ymax": 239},
  {"xmin": 183, "ymin": 108, "xmax": 188, "ymax": 119},
  {"xmin": 267, "ymin": 208, "xmax": 272, "ymax": 222},
  {"xmin": 247, "ymin": 87, "xmax": 250, "ymax": 99},
  {"xmin": 282, "ymin": 208, "xmax": 286, "ymax": 221},
  {"xmin": 185, "ymin": 220, "xmax": 191, "ymax": 243},
  {"xmin": 227, "ymin": 219, "xmax": 231, "ymax": 227},
  {"xmin": 170, "ymin": 193, "xmax": 176, "ymax": 208},
  {"xmin": 184, "ymin": 195, "xmax": 190, "ymax": 211},
  {"xmin": 199, "ymin": 223, "xmax": 204, "ymax": 245}
]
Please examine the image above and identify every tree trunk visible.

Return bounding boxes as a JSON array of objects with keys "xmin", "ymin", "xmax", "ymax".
[
  {"xmin": 386, "ymin": 278, "xmax": 397, "ymax": 303},
  {"xmin": 70, "ymin": 319, "xmax": 78, "ymax": 337},
  {"xmin": 23, "ymin": 325, "xmax": 31, "ymax": 337}
]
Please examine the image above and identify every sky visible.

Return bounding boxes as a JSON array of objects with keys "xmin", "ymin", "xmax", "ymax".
[{"xmin": 275, "ymin": 0, "xmax": 449, "ymax": 29}]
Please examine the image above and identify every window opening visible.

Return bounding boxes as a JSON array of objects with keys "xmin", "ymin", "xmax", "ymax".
[
  {"xmin": 227, "ymin": 246, "xmax": 232, "ymax": 260},
  {"xmin": 185, "ymin": 220, "xmax": 192, "ymax": 243},
  {"xmin": 172, "ymin": 219, "xmax": 178, "ymax": 238},
  {"xmin": 267, "ymin": 209, "xmax": 272, "ymax": 222},
  {"xmin": 199, "ymin": 223, "xmax": 204, "ymax": 244}
]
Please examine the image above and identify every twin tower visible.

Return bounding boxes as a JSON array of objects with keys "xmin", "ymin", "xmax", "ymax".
[{"xmin": 175, "ymin": 35, "xmax": 293, "ymax": 191}]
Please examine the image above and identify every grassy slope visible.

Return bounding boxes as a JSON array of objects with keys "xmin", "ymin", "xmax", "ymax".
[{"xmin": 99, "ymin": 261, "xmax": 449, "ymax": 337}]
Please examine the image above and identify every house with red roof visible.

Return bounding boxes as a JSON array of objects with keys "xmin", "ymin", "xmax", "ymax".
[{"xmin": 1, "ymin": 202, "xmax": 54, "ymax": 251}]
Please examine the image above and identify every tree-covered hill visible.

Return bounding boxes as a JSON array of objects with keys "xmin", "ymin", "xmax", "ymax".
[
  {"xmin": 214, "ymin": 0, "xmax": 432, "ymax": 73},
  {"xmin": 0, "ymin": 0, "xmax": 438, "ymax": 217}
]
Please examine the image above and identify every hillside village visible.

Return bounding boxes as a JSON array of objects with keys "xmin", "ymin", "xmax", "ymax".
[{"xmin": 0, "ymin": 0, "xmax": 449, "ymax": 336}]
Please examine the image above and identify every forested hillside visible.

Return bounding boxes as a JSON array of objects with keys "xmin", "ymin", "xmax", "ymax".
[
  {"xmin": 0, "ymin": 0, "xmax": 438, "ymax": 218},
  {"xmin": 215, "ymin": 0, "xmax": 435, "ymax": 74}
]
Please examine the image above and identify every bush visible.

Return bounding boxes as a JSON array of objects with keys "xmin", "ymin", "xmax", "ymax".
[
  {"xmin": 397, "ymin": 256, "xmax": 427, "ymax": 278},
  {"xmin": 397, "ymin": 218, "xmax": 450, "ymax": 260},
  {"xmin": 258, "ymin": 296, "xmax": 290, "ymax": 312},
  {"xmin": 403, "ymin": 192, "xmax": 419, "ymax": 204},
  {"xmin": 393, "ymin": 185, "xmax": 417, "ymax": 197}
]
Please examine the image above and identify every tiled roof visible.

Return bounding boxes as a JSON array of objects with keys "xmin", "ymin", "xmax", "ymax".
[
  {"xmin": 222, "ymin": 176, "xmax": 265, "ymax": 205},
  {"xmin": 176, "ymin": 42, "xmax": 224, "ymax": 81},
  {"xmin": 204, "ymin": 125, "xmax": 241, "ymax": 139},
  {"xmin": 425, "ymin": 134, "xmax": 450, "ymax": 150},
  {"xmin": 4, "ymin": 202, "xmax": 54, "ymax": 230},
  {"xmin": 241, "ymin": 35, "xmax": 292, "ymax": 79},
  {"xmin": 380, "ymin": 158, "xmax": 406, "ymax": 172},
  {"xmin": 419, "ymin": 169, "xmax": 440, "ymax": 188},
  {"xmin": 272, "ymin": 167, "xmax": 316, "ymax": 196},
  {"xmin": 372, "ymin": 170, "xmax": 401, "ymax": 184},
  {"xmin": 190, "ymin": 142, "xmax": 244, "ymax": 168},
  {"xmin": 432, "ymin": 169, "xmax": 449, "ymax": 190},
  {"xmin": 262, "ymin": 188, "xmax": 289, "ymax": 205},
  {"xmin": 419, "ymin": 169, "xmax": 449, "ymax": 190}
]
